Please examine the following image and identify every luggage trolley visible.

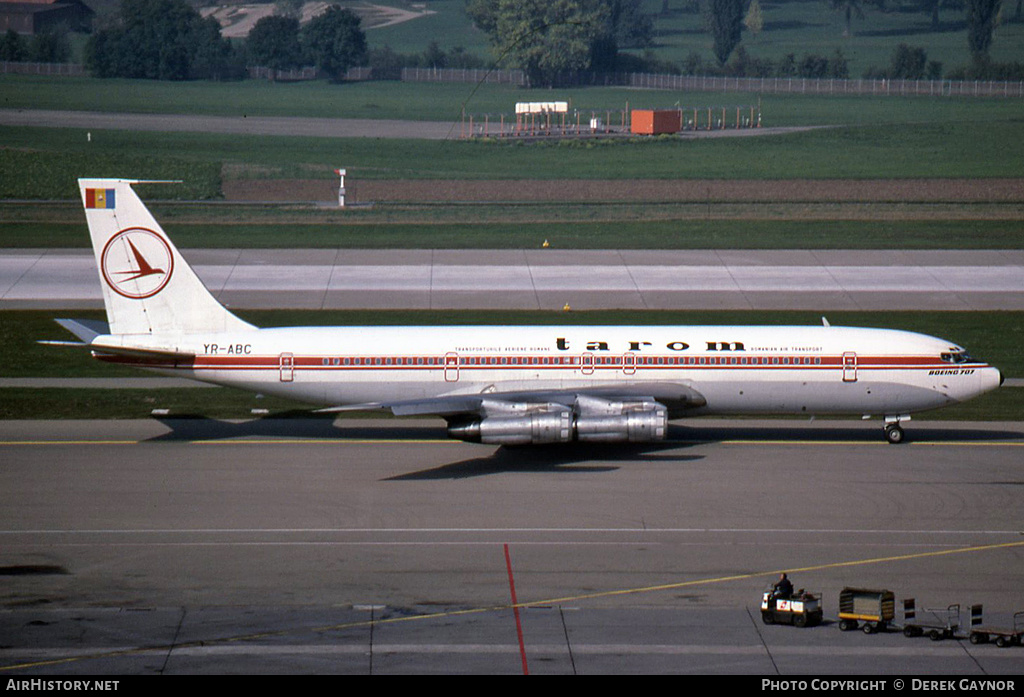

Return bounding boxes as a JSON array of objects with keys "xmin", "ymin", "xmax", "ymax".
[
  {"xmin": 838, "ymin": 587, "xmax": 895, "ymax": 633},
  {"xmin": 969, "ymin": 606, "xmax": 1024, "ymax": 648},
  {"xmin": 902, "ymin": 599, "xmax": 960, "ymax": 641}
]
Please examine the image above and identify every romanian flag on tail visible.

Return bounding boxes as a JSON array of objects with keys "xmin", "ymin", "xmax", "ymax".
[{"xmin": 85, "ymin": 188, "xmax": 116, "ymax": 209}]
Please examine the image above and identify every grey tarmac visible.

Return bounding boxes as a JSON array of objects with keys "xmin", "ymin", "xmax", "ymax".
[{"xmin": 1, "ymin": 418, "xmax": 1022, "ymax": 674}]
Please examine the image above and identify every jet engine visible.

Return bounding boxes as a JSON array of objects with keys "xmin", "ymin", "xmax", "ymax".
[
  {"xmin": 575, "ymin": 408, "xmax": 667, "ymax": 442},
  {"xmin": 447, "ymin": 411, "xmax": 572, "ymax": 445},
  {"xmin": 446, "ymin": 396, "xmax": 668, "ymax": 445}
]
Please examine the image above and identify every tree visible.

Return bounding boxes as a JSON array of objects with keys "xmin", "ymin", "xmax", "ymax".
[
  {"xmin": 920, "ymin": 0, "xmax": 941, "ymax": 30},
  {"xmin": 84, "ymin": 0, "xmax": 234, "ymax": 80},
  {"xmin": 301, "ymin": 5, "xmax": 367, "ymax": 79},
  {"xmin": 29, "ymin": 30, "xmax": 71, "ymax": 63},
  {"xmin": 0, "ymin": 29, "xmax": 27, "ymax": 62},
  {"xmin": 609, "ymin": 0, "xmax": 653, "ymax": 49},
  {"xmin": 744, "ymin": 0, "xmax": 764, "ymax": 39},
  {"xmin": 708, "ymin": 0, "xmax": 743, "ymax": 65},
  {"xmin": 829, "ymin": 0, "xmax": 863, "ymax": 37},
  {"xmin": 966, "ymin": 0, "xmax": 1002, "ymax": 59},
  {"xmin": 889, "ymin": 43, "xmax": 927, "ymax": 79},
  {"xmin": 248, "ymin": 15, "xmax": 303, "ymax": 71},
  {"xmin": 468, "ymin": 0, "xmax": 647, "ymax": 85}
]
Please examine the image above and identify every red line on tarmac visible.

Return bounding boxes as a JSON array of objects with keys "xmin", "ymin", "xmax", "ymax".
[{"xmin": 504, "ymin": 543, "xmax": 529, "ymax": 676}]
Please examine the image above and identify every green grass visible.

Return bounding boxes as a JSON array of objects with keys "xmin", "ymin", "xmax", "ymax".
[
  {"xmin": 3, "ymin": 116, "xmax": 1024, "ymax": 200},
  {"xmin": 3, "ymin": 217, "xmax": 1022, "ymax": 250},
  {"xmin": 367, "ymin": 0, "xmax": 491, "ymax": 57},
  {"xmin": 4, "ymin": 74, "xmax": 1024, "ymax": 124},
  {"xmin": 0, "ymin": 387, "xmax": 319, "ymax": 420},
  {"xmin": 0, "ymin": 147, "xmax": 221, "ymax": 200}
]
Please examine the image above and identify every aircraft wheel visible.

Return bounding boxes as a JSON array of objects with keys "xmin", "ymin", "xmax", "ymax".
[{"xmin": 884, "ymin": 424, "xmax": 905, "ymax": 444}]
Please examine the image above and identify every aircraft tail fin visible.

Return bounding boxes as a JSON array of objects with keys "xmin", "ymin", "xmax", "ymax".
[{"xmin": 78, "ymin": 179, "xmax": 255, "ymax": 336}]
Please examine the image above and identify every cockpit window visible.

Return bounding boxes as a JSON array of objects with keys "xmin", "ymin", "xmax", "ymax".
[{"xmin": 940, "ymin": 351, "xmax": 973, "ymax": 364}]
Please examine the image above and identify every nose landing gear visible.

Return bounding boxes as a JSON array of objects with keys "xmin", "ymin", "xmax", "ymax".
[
  {"xmin": 884, "ymin": 423, "xmax": 905, "ymax": 444},
  {"xmin": 883, "ymin": 416, "xmax": 909, "ymax": 444}
]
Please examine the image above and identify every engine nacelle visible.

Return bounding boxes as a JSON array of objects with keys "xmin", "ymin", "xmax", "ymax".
[
  {"xmin": 447, "ymin": 403, "xmax": 668, "ymax": 445},
  {"xmin": 447, "ymin": 411, "xmax": 572, "ymax": 445},
  {"xmin": 575, "ymin": 407, "xmax": 667, "ymax": 442}
]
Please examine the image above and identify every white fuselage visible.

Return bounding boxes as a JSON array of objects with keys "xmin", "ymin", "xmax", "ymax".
[{"xmin": 98, "ymin": 324, "xmax": 1001, "ymax": 418}]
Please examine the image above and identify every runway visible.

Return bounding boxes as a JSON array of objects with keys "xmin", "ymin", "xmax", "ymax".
[
  {"xmin": 1, "ymin": 418, "xmax": 1022, "ymax": 674},
  {"xmin": 4, "ymin": 248, "xmax": 1024, "ymax": 310}
]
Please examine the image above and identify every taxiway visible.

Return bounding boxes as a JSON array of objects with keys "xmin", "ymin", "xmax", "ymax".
[
  {"xmin": 1, "ymin": 418, "xmax": 1022, "ymax": 674},
  {"xmin": 3, "ymin": 249, "xmax": 1024, "ymax": 310}
]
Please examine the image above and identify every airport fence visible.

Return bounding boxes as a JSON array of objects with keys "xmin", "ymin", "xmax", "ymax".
[
  {"xmin": 0, "ymin": 61, "xmax": 86, "ymax": 76},
  {"xmin": 400, "ymin": 67, "xmax": 527, "ymax": 85},
  {"xmin": 5, "ymin": 60, "xmax": 1022, "ymax": 98},
  {"xmin": 401, "ymin": 67, "xmax": 1024, "ymax": 99}
]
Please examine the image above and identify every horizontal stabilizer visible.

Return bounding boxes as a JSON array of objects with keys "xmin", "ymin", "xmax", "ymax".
[
  {"xmin": 89, "ymin": 342, "xmax": 195, "ymax": 361},
  {"xmin": 37, "ymin": 339, "xmax": 88, "ymax": 348},
  {"xmin": 55, "ymin": 318, "xmax": 110, "ymax": 343}
]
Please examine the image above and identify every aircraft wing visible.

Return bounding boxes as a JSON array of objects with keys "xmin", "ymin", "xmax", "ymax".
[{"xmin": 320, "ymin": 381, "xmax": 706, "ymax": 417}]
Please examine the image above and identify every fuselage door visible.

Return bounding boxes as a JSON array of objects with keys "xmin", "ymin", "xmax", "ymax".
[
  {"xmin": 444, "ymin": 351, "xmax": 460, "ymax": 382},
  {"xmin": 581, "ymin": 352, "xmax": 595, "ymax": 375},
  {"xmin": 279, "ymin": 352, "xmax": 294, "ymax": 382},
  {"xmin": 622, "ymin": 352, "xmax": 636, "ymax": 375},
  {"xmin": 842, "ymin": 352, "xmax": 858, "ymax": 383}
]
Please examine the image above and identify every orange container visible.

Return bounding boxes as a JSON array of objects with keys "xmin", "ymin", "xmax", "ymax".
[{"xmin": 631, "ymin": 109, "xmax": 681, "ymax": 135}]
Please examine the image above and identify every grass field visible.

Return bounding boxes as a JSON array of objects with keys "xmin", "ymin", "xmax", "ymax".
[
  {"xmin": 5, "ymin": 73, "xmax": 1024, "ymax": 123},
  {"xmin": 3, "ymin": 211, "xmax": 1022, "ymax": 250},
  {"xmin": 2, "ymin": 309, "xmax": 1020, "ymax": 420},
  {"xmin": 4, "ymin": 74, "xmax": 1024, "ymax": 203},
  {"xmin": 3, "ymin": 115, "xmax": 1024, "ymax": 199}
]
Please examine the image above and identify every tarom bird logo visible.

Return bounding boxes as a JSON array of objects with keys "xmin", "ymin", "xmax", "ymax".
[{"xmin": 113, "ymin": 239, "xmax": 165, "ymax": 281}]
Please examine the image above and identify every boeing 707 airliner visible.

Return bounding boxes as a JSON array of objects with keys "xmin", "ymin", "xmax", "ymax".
[{"xmin": 49, "ymin": 179, "xmax": 1003, "ymax": 445}]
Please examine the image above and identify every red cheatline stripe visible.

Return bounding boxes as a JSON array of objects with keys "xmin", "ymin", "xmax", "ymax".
[
  {"xmin": 504, "ymin": 543, "xmax": 529, "ymax": 676},
  {"xmin": 104, "ymin": 353, "xmax": 980, "ymax": 373}
]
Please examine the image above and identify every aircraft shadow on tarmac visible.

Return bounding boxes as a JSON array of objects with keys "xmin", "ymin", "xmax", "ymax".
[
  {"xmin": 148, "ymin": 416, "xmax": 1023, "ymax": 447},
  {"xmin": 674, "ymin": 423, "xmax": 1024, "ymax": 444},
  {"xmin": 384, "ymin": 442, "xmax": 706, "ymax": 481}
]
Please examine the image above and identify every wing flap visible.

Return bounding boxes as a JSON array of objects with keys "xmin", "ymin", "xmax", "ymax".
[{"xmin": 319, "ymin": 382, "xmax": 706, "ymax": 418}]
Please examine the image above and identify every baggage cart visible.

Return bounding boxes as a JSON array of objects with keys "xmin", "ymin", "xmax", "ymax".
[
  {"xmin": 901, "ymin": 599, "xmax": 960, "ymax": 641},
  {"xmin": 838, "ymin": 587, "xmax": 895, "ymax": 633},
  {"xmin": 969, "ymin": 606, "xmax": 1024, "ymax": 648}
]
